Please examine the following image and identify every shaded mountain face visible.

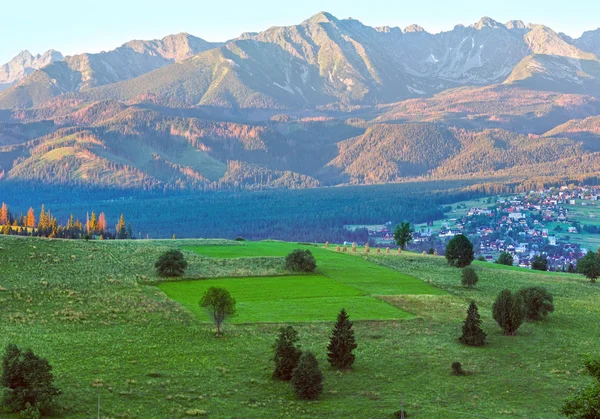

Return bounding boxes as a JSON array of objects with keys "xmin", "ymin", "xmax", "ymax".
[
  {"xmin": 0, "ymin": 50, "xmax": 63, "ymax": 91},
  {"xmin": 3, "ymin": 12, "xmax": 600, "ymax": 192}
]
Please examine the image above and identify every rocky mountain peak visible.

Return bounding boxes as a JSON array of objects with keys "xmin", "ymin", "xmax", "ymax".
[
  {"xmin": 404, "ymin": 24, "xmax": 426, "ymax": 33},
  {"xmin": 472, "ymin": 17, "xmax": 505, "ymax": 30}
]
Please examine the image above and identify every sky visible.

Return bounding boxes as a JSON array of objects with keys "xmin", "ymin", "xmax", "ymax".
[{"xmin": 1, "ymin": 0, "xmax": 599, "ymax": 64}]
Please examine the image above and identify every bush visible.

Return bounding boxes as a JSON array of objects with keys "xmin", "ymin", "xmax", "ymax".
[
  {"xmin": 492, "ymin": 290, "xmax": 525, "ymax": 335},
  {"xmin": 285, "ymin": 249, "xmax": 317, "ymax": 273},
  {"xmin": 477, "ymin": 255, "xmax": 486, "ymax": 262},
  {"xmin": 234, "ymin": 237, "xmax": 246, "ymax": 242},
  {"xmin": 461, "ymin": 267, "xmax": 478, "ymax": 288},
  {"xmin": 562, "ymin": 356, "xmax": 600, "ymax": 417},
  {"xmin": 497, "ymin": 251, "xmax": 514, "ymax": 266},
  {"xmin": 451, "ymin": 362, "xmax": 465, "ymax": 376},
  {"xmin": 291, "ymin": 351, "xmax": 323, "ymax": 400},
  {"xmin": 273, "ymin": 326, "xmax": 302, "ymax": 381},
  {"xmin": 199, "ymin": 287, "xmax": 236, "ymax": 336},
  {"xmin": 1, "ymin": 344, "xmax": 61, "ymax": 415},
  {"xmin": 517, "ymin": 287, "xmax": 554, "ymax": 321},
  {"xmin": 155, "ymin": 250, "xmax": 188, "ymax": 277},
  {"xmin": 531, "ymin": 255, "xmax": 548, "ymax": 271},
  {"xmin": 445, "ymin": 235, "xmax": 474, "ymax": 268},
  {"xmin": 327, "ymin": 309, "xmax": 358, "ymax": 369}
]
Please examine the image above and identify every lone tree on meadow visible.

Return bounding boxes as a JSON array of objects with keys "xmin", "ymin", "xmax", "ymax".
[
  {"xmin": 200, "ymin": 287, "xmax": 236, "ymax": 337},
  {"xmin": 577, "ymin": 250, "xmax": 600, "ymax": 283},
  {"xmin": 517, "ymin": 287, "xmax": 554, "ymax": 321},
  {"xmin": 393, "ymin": 221, "xmax": 413, "ymax": 250},
  {"xmin": 273, "ymin": 326, "xmax": 302, "ymax": 381},
  {"xmin": 492, "ymin": 289, "xmax": 525, "ymax": 336},
  {"xmin": 562, "ymin": 356, "xmax": 600, "ymax": 418},
  {"xmin": 291, "ymin": 351, "xmax": 323, "ymax": 400},
  {"xmin": 496, "ymin": 251, "xmax": 514, "ymax": 266},
  {"xmin": 155, "ymin": 249, "xmax": 188, "ymax": 277},
  {"xmin": 1, "ymin": 344, "xmax": 61, "ymax": 415},
  {"xmin": 327, "ymin": 309, "xmax": 358, "ymax": 369},
  {"xmin": 285, "ymin": 249, "xmax": 317, "ymax": 273},
  {"xmin": 459, "ymin": 301, "xmax": 486, "ymax": 346},
  {"xmin": 461, "ymin": 267, "xmax": 479, "ymax": 289},
  {"xmin": 445, "ymin": 235, "xmax": 474, "ymax": 268},
  {"xmin": 531, "ymin": 255, "xmax": 548, "ymax": 271}
]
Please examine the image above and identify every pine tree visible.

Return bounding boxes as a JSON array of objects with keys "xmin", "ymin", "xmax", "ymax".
[
  {"xmin": 273, "ymin": 326, "xmax": 302, "ymax": 381},
  {"xmin": 327, "ymin": 309, "xmax": 358, "ymax": 369},
  {"xmin": 459, "ymin": 301, "xmax": 486, "ymax": 346},
  {"xmin": 492, "ymin": 290, "xmax": 525, "ymax": 336},
  {"xmin": 116, "ymin": 214, "xmax": 126, "ymax": 239},
  {"xmin": 291, "ymin": 351, "xmax": 323, "ymax": 400}
]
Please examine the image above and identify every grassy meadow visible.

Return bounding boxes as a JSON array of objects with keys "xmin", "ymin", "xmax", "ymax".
[{"xmin": 0, "ymin": 236, "xmax": 598, "ymax": 417}]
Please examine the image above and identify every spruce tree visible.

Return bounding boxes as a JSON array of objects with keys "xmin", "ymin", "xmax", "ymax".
[
  {"xmin": 291, "ymin": 351, "xmax": 323, "ymax": 400},
  {"xmin": 272, "ymin": 326, "xmax": 302, "ymax": 381},
  {"xmin": 492, "ymin": 289, "xmax": 525, "ymax": 335},
  {"xmin": 327, "ymin": 308, "xmax": 358, "ymax": 369},
  {"xmin": 459, "ymin": 301, "xmax": 486, "ymax": 346}
]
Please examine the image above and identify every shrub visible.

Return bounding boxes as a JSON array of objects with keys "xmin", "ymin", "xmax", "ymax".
[
  {"xmin": 451, "ymin": 362, "xmax": 465, "ymax": 376},
  {"xmin": 562, "ymin": 356, "xmax": 600, "ymax": 417},
  {"xmin": 477, "ymin": 255, "xmax": 486, "ymax": 262},
  {"xmin": 458, "ymin": 301, "xmax": 486, "ymax": 346},
  {"xmin": 291, "ymin": 351, "xmax": 323, "ymax": 400},
  {"xmin": 199, "ymin": 287, "xmax": 236, "ymax": 337},
  {"xmin": 577, "ymin": 251, "xmax": 600, "ymax": 283},
  {"xmin": 1, "ymin": 344, "xmax": 61, "ymax": 415},
  {"xmin": 492, "ymin": 290, "xmax": 525, "ymax": 335},
  {"xmin": 155, "ymin": 250, "xmax": 188, "ymax": 277},
  {"xmin": 517, "ymin": 287, "xmax": 554, "ymax": 321},
  {"xmin": 531, "ymin": 255, "xmax": 548, "ymax": 271},
  {"xmin": 445, "ymin": 235, "xmax": 474, "ymax": 268},
  {"xmin": 327, "ymin": 309, "xmax": 358, "ymax": 369},
  {"xmin": 461, "ymin": 267, "xmax": 478, "ymax": 289},
  {"xmin": 285, "ymin": 249, "xmax": 317, "ymax": 273},
  {"xmin": 497, "ymin": 251, "xmax": 514, "ymax": 266},
  {"xmin": 234, "ymin": 237, "xmax": 246, "ymax": 242},
  {"xmin": 272, "ymin": 326, "xmax": 302, "ymax": 381}
]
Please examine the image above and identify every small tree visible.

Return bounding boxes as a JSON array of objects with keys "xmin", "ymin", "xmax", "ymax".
[
  {"xmin": 1, "ymin": 344, "xmax": 61, "ymax": 415},
  {"xmin": 393, "ymin": 222, "xmax": 413, "ymax": 250},
  {"xmin": 517, "ymin": 287, "xmax": 554, "ymax": 321},
  {"xmin": 285, "ymin": 249, "xmax": 317, "ymax": 273},
  {"xmin": 199, "ymin": 287, "xmax": 236, "ymax": 337},
  {"xmin": 291, "ymin": 351, "xmax": 323, "ymax": 400},
  {"xmin": 327, "ymin": 309, "xmax": 358, "ymax": 369},
  {"xmin": 531, "ymin": 255, "xmax": 548, "ymax": 271},
  {"xmin": 155, "ymin": 250, "xmax": 188, "ymax": 277},
  {"xmin": 458, "ymin": 301, "xmax": 486, "ymax": 346},
  {"xmin": 492, "ymin": 290, "xmax": 525, "ymax": 336},
  {"xmin": 461, "ymin": 267, "xmax": 479, "ymax": 289},
  {"xmin": 445, "ymin": 235, "xmax": 474, "ymax": 268},
  {"xmin": 577, "ymin": 251, "xmax": 600, "ymax": 283},
  {"xmin": 562, "ymin": 356, "xmax": 600, "ymax": 418},
  {"xmin": 497, "ymin": 251, "xmax": 514, "ymax": 266},
  {"xmin": 272, "ymin": 326, "xmax": 302, "ymax": 381}
]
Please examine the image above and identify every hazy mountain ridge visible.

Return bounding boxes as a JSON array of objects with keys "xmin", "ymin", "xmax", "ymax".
[{"xmin": 0, "ymin": 49, "xmax": 63, "ymax": 92}]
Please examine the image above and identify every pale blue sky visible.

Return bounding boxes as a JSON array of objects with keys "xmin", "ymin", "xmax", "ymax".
[{"xmin": 2, "ymin": 0, "xmax": 599, "ymax": 64}]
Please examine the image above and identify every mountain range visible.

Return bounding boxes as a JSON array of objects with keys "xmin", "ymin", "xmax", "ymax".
[{"xmin": 2, "ymin": 12, "xmax": 600, "ymax": 192}]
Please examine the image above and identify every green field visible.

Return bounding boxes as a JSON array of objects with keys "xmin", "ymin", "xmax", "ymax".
[{"xmin": 1, "ymin": 236, "xmax": 600, "ymax": 417}]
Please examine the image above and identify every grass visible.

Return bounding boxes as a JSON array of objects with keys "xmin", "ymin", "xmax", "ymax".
[{"xmin": 1, "ymin": 236, "xmax": 599, "ymax": 417}]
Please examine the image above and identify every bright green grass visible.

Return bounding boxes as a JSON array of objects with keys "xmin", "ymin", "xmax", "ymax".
[
  {"xmin": 159, "ymin": 276, "xmax": 411, "ymax": 322},
  {"xmin": 184, "ymin": 241, "xmax": 445, "ymax": 296}
]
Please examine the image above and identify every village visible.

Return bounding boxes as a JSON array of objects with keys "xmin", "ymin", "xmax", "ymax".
[{"xmin": 346, "ymin": 185, "xmax": 600, "ymax": 272}]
